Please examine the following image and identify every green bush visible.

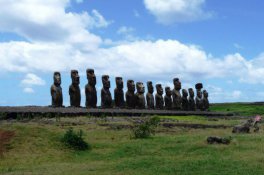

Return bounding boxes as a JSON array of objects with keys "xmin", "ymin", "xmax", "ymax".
[
  {"xmin": 61, "ymin": 128, "xmax": 90, "ymax": 151},
  {"xmin": 132, "ymin": 116, "xmax": 160, "ymax": 139}
]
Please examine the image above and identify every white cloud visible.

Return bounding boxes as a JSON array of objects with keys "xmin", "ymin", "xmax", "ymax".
[
  {"xmin": 21, "ymin": 73, "xmax": 46, "ymax": 86},
  {"xmin": 232, "ymin": 90, "xmax": 242, "ymax": 99},
  {"xmin": 0, "ymin": 0, "xmax": 111, "ymax": 51},
  {"xmin": 133, "ymin": 10, "xmax": 140, "ymax": 18},
  {"xmin": 23, "ymin": 87, "xmax": 34, "ymax": 94},
  {"xmin": 144, "ymin": 0, "xmax": 212, "ymax": 24},
  {"xmin": 117, "ymin": 26, "xmax": 135, "ymax": 35}
]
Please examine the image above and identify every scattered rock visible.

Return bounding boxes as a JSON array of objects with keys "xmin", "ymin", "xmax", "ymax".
[{"xmin": 207, "ymin": 136, "xmax": 231, "ymax": 144}]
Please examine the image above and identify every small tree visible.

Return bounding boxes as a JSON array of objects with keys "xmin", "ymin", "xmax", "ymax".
[
  {"xmin": 61, "ymin": 128, "xmax": 90, "ymax": 151},
  {"xmin": 132, "ymin": 116, "xmax": 160, "ymax": 139}
]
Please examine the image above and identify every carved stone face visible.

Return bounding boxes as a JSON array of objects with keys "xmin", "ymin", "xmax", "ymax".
[
  {"xmin": 136, "ymin": 82, "xmax": 145, "ymax": 94},
  {"xmin": 147, "ymin": 81, "xmax": 154, "ymax": 94},
  {"xmin": 127, "ymin": 80, "xmax": 135, "ymax": 92},
  {"xmin": 116, "ymin": 77, "xmax": 123, "ymax": 90},
  {"xmin": 156, "ymin": 84, "xmax": 163, "ymax": 95},
  {"xmin": 203, "ymin": 90, "xmax": 208, "ymax": 98},
  {"xmin": 165, "ymin": 87, "xmax": 171, "ymax": 96},
  {"xmin": 197, "ymin": 90, "xmax": 202, "ymax": 98},
  {"xmin": 87, "ymin": 69, "xmax": 96, "ymax": 86},
  {"xmin": 182, "ymin": 89, "xmax": 188, "ymax": 97},
  {"xmin": 71, "ymin": 70, "xmax": 80, "ymax": 86},
  {"xmin": 173, "ymin": 78, "xmax": 181, "ymax": 90},
  {"xmin": 188, "ymin": 88, "xmax": 194, "ymax": 98},
  {"xmin": 53, "ymin": 72, "xmax": 61, "ymax": 86},
  {"xmin": 102, "ymin": 75, "xmax": 110, "ymax": 89}
]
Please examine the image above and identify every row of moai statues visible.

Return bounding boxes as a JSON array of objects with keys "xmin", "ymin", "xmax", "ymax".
[{"xmin": 50, "ymin": 69, "xmax": 209, "ymax": 111}]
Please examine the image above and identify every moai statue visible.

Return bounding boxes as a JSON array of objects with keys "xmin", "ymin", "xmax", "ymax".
[
  {"xmin": 69, "ymin": 70, "xmax": 81, "ymax": 107},
  {"xmin": 203, "ymin": 90, "xmax": 209, "ymax": 111},
  {"xmin": 135, "ymin": 82, "xmax": 146, "ymax": 109},
  {"xmin": 172, "ymin": 78, "xmax": 182, "ymax": 110},
  {"xmin": 155, "ymin": 84, "xmax": 164, "ymax": 109},
  {"xmin": 182, "ymin": 89, "xmax": 189, "ymax": 111},
  {"xmin": 164, "ymin": 87, "xmax": 172, "ymax": 110},
  {"xmin": 50, "ymin": 72, "xmax": 63, "ymax": 107},
  {"xmin": 126, "ymin": 80, "xmax": 136, "ymax": 109},
  {"xmin": 146, "ymin": 81, "xmax": 155, "ymax": 109},
  {"xmin": 195, "ymin": 83, "xmax": 204, "ymax": 111},
  {"xmin": 85, "ymin": 69, "xmax": 97, "ymax": 108},
  {"xmin": 101, "ymin": 75, "xmax": 112, "ymax": 108},
  {"xmin": 188, "ymin": 88, "xmax": 195, "ymax": 111},
  {"xmin": 114, "ymin": 77, "xmax": 125, "ymax": 108}
]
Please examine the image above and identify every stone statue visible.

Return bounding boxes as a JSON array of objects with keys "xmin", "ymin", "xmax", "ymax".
[
  {"xmin": 172, "ymin": 78, "xmax": 182, "ymax": 110},
  {"xmin": 155, "ymin": 84, "xmax": 164, "ymax": 109},
  {"xmin": 203, "ymin": 90, "xmax": 209, "ymax": 111},
  {"xmin": 182, "ymin": 89, "xmax": 189, "ymax": 111},
  {"xmin": 126, "ymin": 80, "xmax": 136, "ymax": 109},
  {"xmin": 101, "ymin": 75, "xmax": 112, "ymax": 108},
  {"xmin": 85, "ymin": 69, "xmax": 97, "ymax": 108},
  {"xmin": 69, "ymin": 70, "xmax": 81, "ymax": 107},
  {"xmin": 164, "ymin": 87, "xmax": 172, "ymax": 110},
  {"xmin": 114, "ymin": 77, "xmax": 125, "ymax": 108},
  {"xmin": 188, "ymin": 88, "xmax": 195, "ymax": 111},
  {"xmin": 146, "ymin": 81, "xmax": 154, "ymax": 109},
  {"xmin": 50, "ymin": 72, "xmax": 63, "ymax": 107},
  {"xmin": 195, "ymin": 83, "xmax": 203, "ymax": 111},
  {"xmin": 135, "ymin": 82, "xmax": 146, "ymax": 109}
]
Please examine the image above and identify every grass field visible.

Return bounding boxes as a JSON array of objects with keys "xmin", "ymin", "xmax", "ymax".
[{"xmin": 0, "ymin": 103, "xmax": 264, "ymax": 175}]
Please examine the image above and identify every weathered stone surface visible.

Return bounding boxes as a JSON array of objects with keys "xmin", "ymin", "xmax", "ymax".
[
  {"xmin": 69, "ymin": 70, "xmax": 81, "ymax": 107},
  {"xmin": 155, "ymin": 84, "xmax": 164, "ymax": 109},
  {"xmin": 114, "ymin": 77, "xmax": 125, "ymax": 108},
  {"xmin": 164, "ymin": 87, "xmax": 172, "ymax": 110},
  {"xmin": 207, "ymin": 136, "xmax": 231, "ymax": 144},
  {"xmin": 172, "ymin": 78, "xmax": 182, "ymax": 110},
  {"xmin": 126, "ymin": 80, "xmax": 136, "ymax": 109},
  {"xmin": 188, "ymin": 88, "xmax": 195, "ymax": 111},
  {"xmin": 101, "ymin": 75, "xmax": 112, "ymax": 108},
  {"xmin": 195, "ymin": 83, "xmax": 203, "ymax": 111},
  {"xmin": 85, "ymin": 69, "xmax": 97, "ymax": 108},
  {"xmin": 146, "ymin": 81, "xmax": 154, "ymax": 109},
  {"xmin": 203, "ymin": 90, "xmax": 209, "ymax": 111},
  {"xmin": 135, "ymin": 82, "xmax": 146, "ymax": 109},
  {"xmin": 182, "ymin": 89, "xmax": 189, "ymax": 111},
  {"xmin": 50, "ymin": 72, "xmax": 63, "ymax": 107}
]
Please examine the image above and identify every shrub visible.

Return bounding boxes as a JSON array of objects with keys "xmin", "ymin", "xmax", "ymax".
[
  {"xmin": 0, "ymin": 130, "xmax": 15, "ymax": 157},
  {"xmin": 61, "ymin": 128, "xmax": 90, "ymax": 151},
  {"xmin": 132, "ymin": 116, "xmax": 160, "ymax": 139}
]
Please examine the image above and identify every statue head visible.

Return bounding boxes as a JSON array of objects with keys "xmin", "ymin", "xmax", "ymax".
[
  {"xmin": 195, "ymin": 83, "xmax": 203, "ymax": 98},
  {"xmin": 173, "ymin": 78, "xmax": 181, "ymax": 90},
  {"xmin": 188, "ymin": 88, "xmax": 194, "ymax": 98},
  {"xmin": 102, "ymin": 75, "xmax": 110, "ymax": 89},
  {"xmin": 203, "ymin": 90, "xmax": 208, "ymax": 98},
  {"xmin": 182, "ymin": 89, "xmax": 188, "ymax": 97},
  {"xmin": 147, "ymin": 81, "xmax": 154, "ymax": 94},
  {"xmin": 53, "ymin": 71, "xmax": 61, "ymax": 86},
  {"xmin": 165, "ymin": 87, "xmax": 171, "ymax": 96},
  {"xmin": 71, "ymin": 70, "xmax": 79, "ymax": 86},
  {"xmin": 115, "ymin": 77, "xmax": 123, "ymax": 90},
  {"xmin": 86, "ymin": 69, "xmax": 96, "ymax": 86},
  {"xmin": 156, "ymin": 84, "xmax": 163, "ymax": 95},
  {"xmin": 136, "ymin": 82, "xmax": 145, "ymax": 94},
  {"xmin": 127, "ymin": 80, "xmax": 135, "ymax": 93}
]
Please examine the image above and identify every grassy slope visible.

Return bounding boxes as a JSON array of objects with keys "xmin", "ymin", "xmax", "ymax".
[
  {"xmin": 210, "ymin": 103, "xmax": 264, "ymax": 116},
  {"xmin": 1, "ymin": 116, "xmax": 264, "ymax": 175}
]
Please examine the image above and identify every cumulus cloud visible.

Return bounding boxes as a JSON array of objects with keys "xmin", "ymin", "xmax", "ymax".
[
  {"xmin": 23, "ymin": 87, "xmax": 34, "ymax": 94},
  {"xmin": 21, "ymin": 73, "xmax": 46, "ymax": 86},
  {"xmin": 0, "ymin": 0, "xmax": 111, "ymax": 51},
  {"xmin": 144, "ymin": 0, "xmax": 212, "ymax": 24}
]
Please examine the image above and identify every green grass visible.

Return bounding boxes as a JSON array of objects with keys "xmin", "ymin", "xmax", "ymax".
[
  {"xmin": 1, "ymin": 115, "xmax": 264, "ymax": 175},
  {"xmin": 210, "ymin": 103, "xmax": 264, "ymax": 116}
]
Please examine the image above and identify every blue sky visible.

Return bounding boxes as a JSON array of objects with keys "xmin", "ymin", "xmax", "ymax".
[{"xmin": 0, "ymin": 0, "xmax": 264, "ymax": 106}]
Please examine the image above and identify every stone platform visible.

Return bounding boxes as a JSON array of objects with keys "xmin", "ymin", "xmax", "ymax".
[{"xmin": 0, "ymin": 106, "xmax": 234, "ymax": 119}]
